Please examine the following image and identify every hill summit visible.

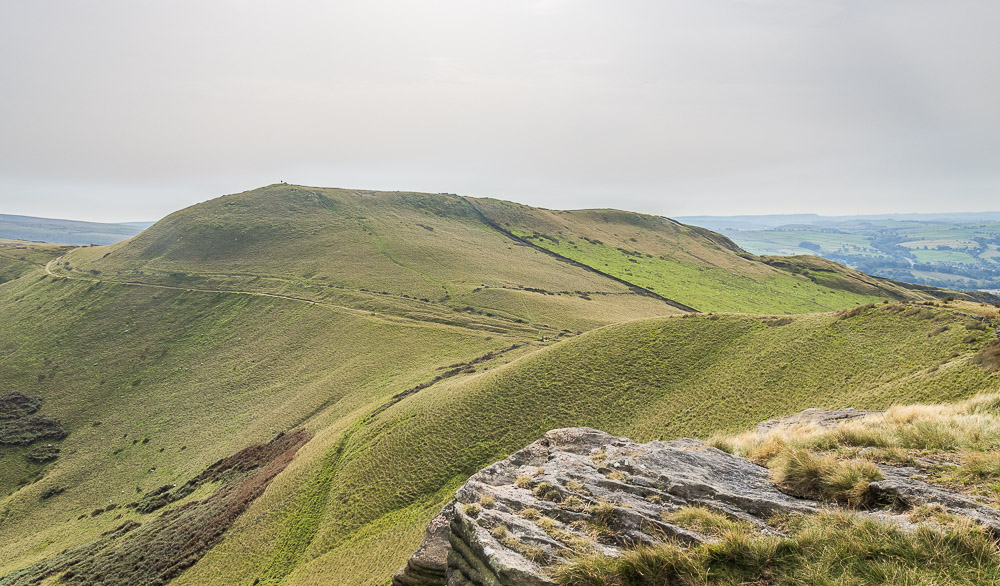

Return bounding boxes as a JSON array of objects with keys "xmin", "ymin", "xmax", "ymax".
[{"xmin": 58, "ymin": 184, "xmax": 954, "ymax": 320}]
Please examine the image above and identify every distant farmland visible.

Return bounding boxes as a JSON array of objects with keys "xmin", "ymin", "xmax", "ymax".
[{"xmin": 679, "ymin": 213, "xmax": 1000, "ymax": 291}]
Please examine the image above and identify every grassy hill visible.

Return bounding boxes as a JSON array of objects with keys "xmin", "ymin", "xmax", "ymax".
[
  {"xmin": 60, "ymin": 185, "xmax": 943, "ymax": 318},
  {"xmin": 1, "ymin": 185, "xmax": 997, "ymax": 584},
  {"xmin": 0, "ymin": 214, "xmax": 146, "ymax": 245}
]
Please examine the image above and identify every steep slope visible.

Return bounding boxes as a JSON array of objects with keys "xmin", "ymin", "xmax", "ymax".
[
  {"xmin": 468, "ymin": 197, "xmax": 944, "ymax": 312},
  {"xmin": 0, "ymin": 265, "xmax": 537, "ymax": 577},
  {"xmin": 177, "ymin": 302, "xmax": 999, "ymax": 584}
]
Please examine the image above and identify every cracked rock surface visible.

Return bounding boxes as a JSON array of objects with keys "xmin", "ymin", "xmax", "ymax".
[{"xmin": 394, "ymin": 426, "xmax": 1000, "ymax": 586}]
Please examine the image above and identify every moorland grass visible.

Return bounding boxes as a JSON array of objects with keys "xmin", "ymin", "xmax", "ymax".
[
  {"xmin": 0, "ymin": 268, "xmax": 521, "ymax": 577},
  {"xmin": 555, "ymin": 509, "xmax": 1000, "ymax": 585},
  {"xmin": 711, "ymin": 391, "xmax": 1000, "ymax": 507}
]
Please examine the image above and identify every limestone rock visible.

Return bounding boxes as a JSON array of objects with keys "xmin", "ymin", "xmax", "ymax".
[{"xmin": 871, "ymin": 466, "xmax": 1000, "ymax": 536}]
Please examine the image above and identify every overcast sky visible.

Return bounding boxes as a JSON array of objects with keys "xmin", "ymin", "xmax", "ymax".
[{"xmin": 1, "ymin": 0, "xmax": 998, "ymax": 222}]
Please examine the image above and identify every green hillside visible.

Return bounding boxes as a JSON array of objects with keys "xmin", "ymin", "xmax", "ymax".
[
  {"xmin": 468, "ymin": 197, "xmax": 940, "ymax": 313},
  {"xmin": 0, "ymin": 241, "xmax": 72, "ymax": 284},
  {"xmin": 59, "ymin": 185, "xmax": 941, "ymax": 320},
  {"xmin": 180, "ymin": 302, "xmax": 999, "ymax": 585},
  {"xmin": 1, "ymin": 185, "xmax": 997, "ymax": 584}
]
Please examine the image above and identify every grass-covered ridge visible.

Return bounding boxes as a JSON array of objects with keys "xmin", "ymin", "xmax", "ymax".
[
  {"xmin": 465, "ymin": 196, "xmax": 942, "ymax": 313},
  {"xmin": 1, "ymin": 184, "xmax": 996, "ymax": 584},
  {"xmin": 512, "ymin": 230, "xmax": 887, "ymax": 313}
]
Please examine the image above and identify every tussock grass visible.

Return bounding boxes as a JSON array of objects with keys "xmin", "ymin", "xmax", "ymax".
[
  {"xmin": 973, "ymin": 340, "xmax": 1000, "ymax": 372},
  {"xmin": 769, "ymin": 448, "xmax": 882, "ymax": 506},
  {"xmin": 954, "ymin": 452, "xmax": 1000, "ymax": 482},
  {"xmin": 716, "ymin": 393, "xmax": 1000, "ymax": 460},
  {"xmin": 555, "ymin": 510, "xmax": 1000, "ymax": 585},
  {"xmin": 712, "ymin": 392, "xmax": 1000, "ymax": 509},
  {"xmin": 662, "ymin": 506, "xmax": 750, "ymax": 537}
]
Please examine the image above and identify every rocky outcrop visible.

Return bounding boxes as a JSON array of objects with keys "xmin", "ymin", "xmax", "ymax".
[
  {"xmin": 395, "ymin": 427, "xmax": 820, "ymax": 585},
  {"xmin": 396, "ymin": 425, "xmax": 1000, "ymax": 586},
  {"xmin": 394, "ymin": 504, "xmax": 454, "ymax": 585},
  {"xmin": 871, "ymin": 466, "xmax": 1000, "ymax": 536}
]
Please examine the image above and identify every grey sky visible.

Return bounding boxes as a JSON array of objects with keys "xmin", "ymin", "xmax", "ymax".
[{"xmin": 1, "ymin": 0, "xmax": 998, "ymax": 222}]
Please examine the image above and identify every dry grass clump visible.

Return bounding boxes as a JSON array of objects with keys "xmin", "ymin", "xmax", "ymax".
[
  {"xmin": 951, "ymin": 451, "xmax": 1000, "ymax": 483},
  {"xmin": 533, "ymin": 482, "xmax": 562, "ymax": 502},
  {"xmin": 554, "ymin": 510, "xmax": 1000, "ymax": 585},
  {"xmin": 927, "ymin": 325, "xmax": 949, "ymax": 337},
  {"xmin": 972, "ymin": 339, "xmax": 1000, "ymax": 372},
  {"xmin": 715, "ymin": 393, "xmax": 1000, "ymax": 459},
  {"xmin": 587, "ymin": 500, "xmax": 616, "ymax": 525},
  {"xmin": 514, "ymin": 475, "xmax": 534, "ymax": 489},
  {"xmin": 710, "ymin": 393, "xmax": 1000, "ymax": 504},
  {"xmin": 836, "ymin": 303, "xmax": 875, "ymax": 321},
  {"xmin": 605, "ymin": 470, "xmax": 628, "ymax": 481},
  {"xmin": 770, "ymin": 448, "xmax": 881, "ymax": 506},
  {"xmin": 907, "ymin": 503, "xmax": 956, "ymax": 525}
]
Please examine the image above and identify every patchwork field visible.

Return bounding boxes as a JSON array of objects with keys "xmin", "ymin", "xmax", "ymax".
[{"xmin": 690, "ymin": 215, "xmax": 1000, "ymax": 290}]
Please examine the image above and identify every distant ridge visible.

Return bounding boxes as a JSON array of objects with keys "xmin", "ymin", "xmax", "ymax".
[{"xmin": 0, "ymin": 214, "xmax": 149, "ymax": 245}]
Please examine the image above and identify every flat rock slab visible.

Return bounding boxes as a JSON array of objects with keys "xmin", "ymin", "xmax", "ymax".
[{"xmin": 757, "ymin": 408, "xmax": 881, "ymax": 435}]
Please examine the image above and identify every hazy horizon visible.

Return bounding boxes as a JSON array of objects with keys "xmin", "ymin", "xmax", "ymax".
[
  {"xmin": 6, "ymin": 191, "xmax": 1000, "ymax": 227},
  {"xmin": 2, "ymin": 1, "xmax": 999, "ymax": 223}
]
